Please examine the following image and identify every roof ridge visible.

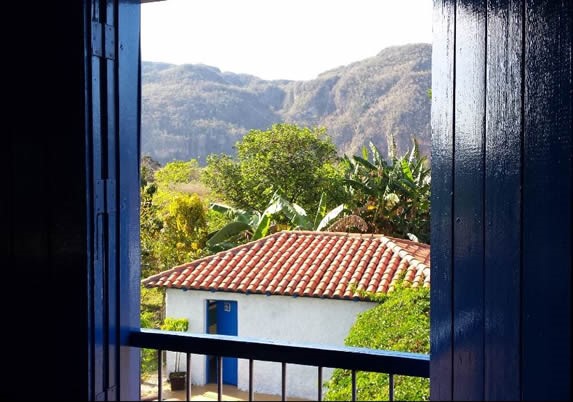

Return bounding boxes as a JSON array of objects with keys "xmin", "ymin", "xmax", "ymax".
[{"xmin": 385, "ymin": 235, "xmax": 430, "ymax": 248}]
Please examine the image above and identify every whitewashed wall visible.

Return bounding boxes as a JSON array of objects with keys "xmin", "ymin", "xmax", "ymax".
[{"xmin": 165, "ymin": 289, "xmax": 376, "ymax": 400}]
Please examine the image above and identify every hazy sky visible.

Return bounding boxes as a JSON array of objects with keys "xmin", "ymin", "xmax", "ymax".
[{"xmin": 141, "ymin": 0, "xmax": 433, "ymax": 81}]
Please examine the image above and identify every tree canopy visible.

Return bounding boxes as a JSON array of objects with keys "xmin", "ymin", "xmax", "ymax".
[
  {"xmin": 201, "ymin": 123, "xmax": 347, "ymax": 213},
  {"xmin": 140, "ymin": 160, "xmax": 209, "ymax": 278}
]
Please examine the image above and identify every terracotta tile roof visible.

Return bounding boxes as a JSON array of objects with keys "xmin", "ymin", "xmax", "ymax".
[{"xmin": 142, "ymin": 231, "xmax": 430, "ymax": 301}]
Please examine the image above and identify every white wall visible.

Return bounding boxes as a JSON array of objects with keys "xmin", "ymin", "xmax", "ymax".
[{"xmin": 165, "ymin": 289, "xmax": 376, "ymax": 400}]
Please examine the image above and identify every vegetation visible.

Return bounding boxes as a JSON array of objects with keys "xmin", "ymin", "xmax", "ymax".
[
  {"xmin": 141, "ymin": 159, "xmax": 209, "ymax": 278},
  {"xmin": 342, "ymin": 139, "xmax": 431, "ymax": 243},
  {"xmin": 160, "ymin": 317, "xmax": 190, "ymax": 375},
  {"xmin": 141, "ymin": 154, "xmax": 161, "ymax": 186},
  {"xmin": 138, "ymin": 120, "xmax": 432, "ymax": 391},
  {"xmin": 138, "ymin": 43, "xmax": 434, "ymax": 400},
  {"xmin": 205, "ymin": 191, "xmax": 350, "ymax": 252},
  {"xmin": 154, "ymin": 159, "xmax": 201, "ymax": 186},
  {"xmin": 139, "ymin": 158, "xmax": 211, "ymax": 378},
  {"xmin": 140, "ymin": 286, "xmax": 164, "ymax": 377},
  {"xmin": 160, "ymin": 317, "xmax": 190, "ymax": 332},
  {"xmin": 324, "ymin": 286, "xmax": 430, "ymax": 401},
  {"xmin": 202, "ymin": 123, "xmax": 347, "ymax": 213}
]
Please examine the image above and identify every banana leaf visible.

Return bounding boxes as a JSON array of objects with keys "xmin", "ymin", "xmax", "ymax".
[
  {"xmin": 316, "ymin": 204, "xmax": 345, "ymax": 231},
  {"xmin": 206, "ymin": 221, "xmax": 252, "ymax": 247}
]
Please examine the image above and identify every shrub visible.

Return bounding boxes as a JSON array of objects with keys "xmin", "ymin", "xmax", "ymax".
[{"xmin": 324, "ymin": 286, "xmax": 430, "ymax": 401}]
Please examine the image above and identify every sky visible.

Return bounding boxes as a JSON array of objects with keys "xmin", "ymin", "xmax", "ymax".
[{"xmin": 141, "ymin": 0, "xmax": 433, "ymax": 81}]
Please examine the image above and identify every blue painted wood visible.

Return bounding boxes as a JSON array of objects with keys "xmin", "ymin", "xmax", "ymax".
[
  {"xmin": 90, "ymin": 0, "xmax": 106, "ymax": 395},
  {"xmin": 88, "ymin": 1, "xmax": 143, "ymax": 399},
  {"xmin": 105, "ymin": 0, "xmax": 118, "ymax": 398},
  {"xmin": 523, "ymin": 0, "xmax": 572, "ymax": 399},
  {"xmin": 84, "ymin": 2, "xmax": 95, "ymax": 398},
  {"xmin": 117, "ymin": 1, "xmax": 142, "ymax": 400},
  {"xmin": 217, "ymin": 301, "xmax": 238, "ymax": 385},
  {"xmin": 484, "ymin": 0, "xmax": 522, "ymax": 399},
  {"xmin": 453, "ymin": 0, "xmax": 486, "ymax": 399},
  {"xmin": 130, "ymin": 329, "xmax": 430, "ymax": 378},
  {"xmin": 430, "ymin": 0, "xmax": 456, "ymax": 400}
]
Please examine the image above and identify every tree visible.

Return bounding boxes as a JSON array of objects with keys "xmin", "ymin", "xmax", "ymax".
[
  {"xmin": 202, "ymin": 123, "xmax": 347, "ymax": 213},
  {"xmin": 154, "ymin": 159, "xmax": 201, "ymax": 188},
  {"xmin": 146, "ymin": 190, "xmax": 208, "ymax": 274},
  {"xmin": 342, "ymin": 139, "xmax": 430, "ymax": 243},
  {"xmin": 140, "ymin": 159, "xmax": 209, "ymax": 277},
  {"xmin": 140, "ymin": 166, "xmax": 209, "ymax": 282},
  {"xmin": 140, "ymin": 154, "xmax": 161, "ymax": 187}
]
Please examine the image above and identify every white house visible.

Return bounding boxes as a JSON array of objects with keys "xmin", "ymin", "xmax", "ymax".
[{"xmin": 143, "ymin": 230, "xmax": 430, "ymax": 400}]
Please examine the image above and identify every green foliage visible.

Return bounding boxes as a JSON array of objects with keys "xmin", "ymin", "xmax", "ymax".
[
  {"xmin": 201, "ymin": 154, "xmax": 243, "ymax": 204},
  {"xmin": 140, "ymin": 160, "xmax": 210, "ymax": 278},
  {"xmin": 141, "ymin": 189, "xmax": 208, "ymax": 276},
  {"xmin": 155, "ymin": 159, "xmax": 201, "ymax": 188},
  {"xmin": 141, "ymin": 155, "xmax": 161, "ymax": 187},
  {"xmin": 140, "ymin": 161, "xmax": 210, "ymax": 382},
  {"xmin": 205, "ymin": 191, "xmax": 349, "ymax": 252},
  {"xmin": 140, "ymin": 348, "xmax": 157, "ymax": 379},
  {"xmin": 342, "ymin": 139, "xmax": 431, "ymax": 243},
  {"xmin": 202, "ymin": 123, "xmax": 345, "ymax": 213},
  {"xmin": 140, "ymin": 287, "xmax": 164, "ymax": 376},
  {"xmin": 141, "ymin": 287, "xmax": 164, "ymax": 328},
  {"xmin": 324, "ymin": 286, "xmax": 430, "ymax": 401},
  {"xmin": 161, "ymin": 317, "xmax": 190, "ymax": 373},
  {"xmin": 160, "ymin": 317, "xmax": 189, "ymax": 332}
]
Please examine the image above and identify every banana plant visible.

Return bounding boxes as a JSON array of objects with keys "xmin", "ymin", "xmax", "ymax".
[
  {"xmin": 341, "ymin": 138, "xmax": 430, "ymax": 243},
  {"xmin": 205, "ymin": 191, "xmax": 349, "ymax": 252}
]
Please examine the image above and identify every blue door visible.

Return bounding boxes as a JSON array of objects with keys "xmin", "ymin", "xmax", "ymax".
[
  {"xmin": 217, "ymin": 301, "xmax": 238, "ymax": 385},
  {"xmin": 206, "ymin": 300, "xmax": 238, "ymax": 385}
]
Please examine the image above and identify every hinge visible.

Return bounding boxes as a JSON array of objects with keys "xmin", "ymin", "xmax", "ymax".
[
  {"xmin": 104, "ymin": 24, "xmax": 115, "ymax": 60},
  {"xmin": 95, "ymin": 179, "xmax": 116, "ymax": 214},
  {"xmin": 91, "ymin": 21, "xmax": 115, "ymax": 60},
  {"xmin": 105, "ymin": 179, "xmax": 116, "ymax": 214},
  {"xmin": 95, "ymin": 179, "xmax": 105, "ymax": 214},
  {"xmin": 94, "ymin": 179, "xmax": 105, "ymax": 262}
]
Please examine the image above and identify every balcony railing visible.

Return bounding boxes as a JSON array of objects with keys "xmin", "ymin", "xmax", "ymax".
[{"xmin": 129, "ymin": 328, "xmax": 429, "ymax": 401}]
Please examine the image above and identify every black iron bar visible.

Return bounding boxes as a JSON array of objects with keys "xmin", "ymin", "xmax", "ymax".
[
  {"xmin": 249, "ymin": 359, "xmax": 254, "ymax": 401},
  {"xmin": 317, "ymin": 366, "xmax": 323, "ymax": 402},
  {"xmin": 351, "ymin": 370, "xmax": 356, "ymax": 402},
  {"xmin": 389, "ymin": 373, "xmax": 394, "ymax": 401},
  {"xmin": 157, "ymin": 349, "xmax": 163, "ymax": 401},
  {"xmin": 185, "ymin": 352, "xmax": 191, "ymax": 401},
  {"xmin": 281, "ymin": 362, "xmax": 287, "ymax": 401},
  {"xmin": 217, "ymin": 356, "xmax": 223, "ymax": 401}
]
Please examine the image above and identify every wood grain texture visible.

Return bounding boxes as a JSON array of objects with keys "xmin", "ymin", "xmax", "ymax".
[
  {"xmin": 523, "ymin": 0, "xmax": 572, "ymax": 399},
  {"xmin": 453, "ymin": 0, "xmax": 486, "ymax": 399},
  {"xmin": 484, "ymin": 0, "xmax": 522, "ymax": 399},
  {"xmin": 430, "ymin": 0, "xmax": 456, "ymax": 400},
  {"xmin": 118, "ymin": 1, "xmax": 143, "ymax": 400}
]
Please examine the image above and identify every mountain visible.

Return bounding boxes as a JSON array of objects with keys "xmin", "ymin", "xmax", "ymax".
[{"xmin": 141, "ymin": 43, "xmax": 431, "ymax": 165}]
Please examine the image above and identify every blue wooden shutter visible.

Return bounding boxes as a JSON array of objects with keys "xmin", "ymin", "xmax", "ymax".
[
  {"xmin": 430, "ymin": 0, "xmax": 572, "ymax": 399},
  {"xmin": 87, "ymin": 0, "xmax": 140, "ymax": 400}
]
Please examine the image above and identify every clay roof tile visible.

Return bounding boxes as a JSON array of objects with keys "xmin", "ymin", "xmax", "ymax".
[{"xmin": 141, "ymin": 231, "xmax": 430, "ymax": 301}]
